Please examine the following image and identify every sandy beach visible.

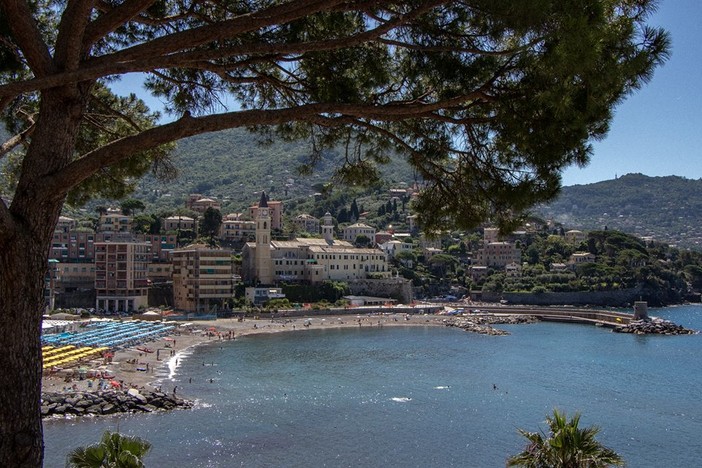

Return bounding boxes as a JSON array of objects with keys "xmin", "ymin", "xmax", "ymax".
[{"xmin": 41, "ymin": 312, "xmax": 448, "ymax": 396}]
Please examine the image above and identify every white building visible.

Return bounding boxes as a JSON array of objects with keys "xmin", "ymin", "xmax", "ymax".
[
  {"xmin": 343, "ymin": 223, "xmax": 376, "ymax": 243},
  {"xmin": 242, "ymin": 206, "xmax": 389, "ymax": 284}
]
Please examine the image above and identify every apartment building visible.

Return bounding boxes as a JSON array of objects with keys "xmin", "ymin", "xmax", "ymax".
[
  {"xmin": 249, "ymin": 198, "xmax": 283, "ymax": 230},
  {"xmin": 50, "ymin": 230, "xmax": 96, "ymax": 262},
  {"xmin": 55, "ymin": 216, "xmax": 77, "ymax": 233},
  {"xmin": 163, "ymin": 215, "xmax": 197, "ymax": 233},
  {"xmin": 292, "ymin": 214, "xmax": 320, "ymax": 235},
  {"xmin": 219, "ymin": 213, "xmax": 256, "ymax": 242},
  {"xmin": 98, "ymin": 209, "xmax": 132, "ymax": 233},
  {"xmin": 172, "ymin": 245, "xmax": 233, "ymax": 313},
  {"xmin": 475, "ymin": 242, "xmax": 521, "ymax": 268},
  {"xmin": 94, "ymin": 241, "xmax": 151, "ymax": 313}
]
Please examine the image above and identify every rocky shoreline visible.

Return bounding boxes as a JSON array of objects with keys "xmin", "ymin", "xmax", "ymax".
[
  {"xmin": 445, "ymin": 314, "xmax": 540, "ymax": 335},
  {"xmin": 613, "ymin": 318, "xmax": 697, "ymax": 335},
  {"xmin": 41, "ymin": 389, "xmax": 193, "ymax": 419}
]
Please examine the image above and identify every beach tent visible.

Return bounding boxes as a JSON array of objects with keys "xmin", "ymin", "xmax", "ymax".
[{"xmin": 49, "ymin": 312, "xmax": 81, "ymax": 320}]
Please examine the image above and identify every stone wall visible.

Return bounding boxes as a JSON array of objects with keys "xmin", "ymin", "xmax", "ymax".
[
  {"xmin": 481, "ymin": 287, "xmax": 643, "ymax": 307},
  {"xmin": 55, "ymin": 290, "xmax": 95, "ymax": 309},
  {"xmin": 348, "ymin": 277, "xmax": 413, "ymax": 304},
  {"xmin": 148, "ymin": 283, "xmax": 173, "ymax": 308}
]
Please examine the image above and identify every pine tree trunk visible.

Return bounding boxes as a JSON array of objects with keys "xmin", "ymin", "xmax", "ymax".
[
  {"xmin": 0, "ymin": 233, "xmax": 52, "ymax": 467},
  {"xmin": 0, "ymin": 87, "xmax": 87, "ymax": 466}
]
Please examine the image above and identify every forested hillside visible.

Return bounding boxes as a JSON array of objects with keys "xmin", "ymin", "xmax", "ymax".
[
  {"xmin": 538, "ymin": 173, "xmax": 702, "ymax": 250},
  {"xmin": 4, "ymin": 124, "xmax": 702, "ymax": 251},
  {"xmin": 126, "ymin": 128, "xmax": 417, "ymax": 213}
]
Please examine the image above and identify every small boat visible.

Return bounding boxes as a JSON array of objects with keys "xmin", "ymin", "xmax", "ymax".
[{"xmin": 136, "ymin": 346, "xmax": 154, "ymax": 353}]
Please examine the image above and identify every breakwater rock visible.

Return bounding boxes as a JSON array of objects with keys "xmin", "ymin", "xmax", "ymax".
[
  {"xmin": 41, "ymin": 389, "xmax": 193, "ymax": 419},
  {"xmin": 613, "ymin": 318, "xmax": 697, "ymax": 335},
  {"xmin": 445, "ymin": 314, "xmax": 539, "ymax": 335}
]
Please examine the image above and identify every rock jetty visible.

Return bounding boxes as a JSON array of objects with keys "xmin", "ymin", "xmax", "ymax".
[
  {"xmin": 445, "ymin": 314, "xmax": 539, "ymax": 335},
  {"xmin": 613, "ymin": 318, "xmax": 696, "ymax": 335},
  {"xmin": 41, "ymin": 389, "xmax": 192, "ymax": 419}
]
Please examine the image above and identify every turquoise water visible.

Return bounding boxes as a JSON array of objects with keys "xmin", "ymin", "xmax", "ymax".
[{"xmin": 44, "ymin": 306, "xmax": 702, "ymax": 467}]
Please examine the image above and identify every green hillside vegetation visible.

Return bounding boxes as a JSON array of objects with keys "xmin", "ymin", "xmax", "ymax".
[
  {"xmin": 538, "ymin": 173, "xmax": 702, "ymax": 250},
  {"xmin": 10, "ymin": 127, "xmax": 702, "ymax": 252},
  {"xmin": 97, "ymin": 127, "xmax": 417, "ymax": 215},
  {"xmin": 414, "ymin": 229, "xmax": 702, "ymax": 306}
]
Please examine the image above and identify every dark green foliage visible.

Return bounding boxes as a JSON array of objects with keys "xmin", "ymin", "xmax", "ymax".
[
  {"xmin": 66, "ymin": 431, "xmax": 152, "ymax": 468},
  {"xmin": 539, "ymin": 174, "xmax": 702, "ymax": 250},
  {"xmin": 120, "ymin": 199, "xmax": 145, "ymax": 216},
  {"xmin": 281, "ymin": 281, "xmax": 350, "ymax": 303},
  {"xmin": 354, "ymin": 234, "xmax": 371, "ymax": 248},
  {"xmin": 496, "ymin": 229, "xmax": 698, "ymax": 305},
  {"xmin": 119, "ymin": 128, "xmax": 415, "ymax": 216},
  {"xmin": 199, "ymin": 207, "xmax": 223, "ymax": 239},
  {"xmin": 507, "ymin": 409, "xmax": 624, "ymax": 467}
]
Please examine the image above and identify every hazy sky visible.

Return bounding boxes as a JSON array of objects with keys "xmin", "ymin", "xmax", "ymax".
[
  {"xmin": 562, "ymin": 0, "xmax": 702, "ymax": 186},
  {"xmin": 112, "ymin": 0, "xmax": 699, "ymax": 188}
]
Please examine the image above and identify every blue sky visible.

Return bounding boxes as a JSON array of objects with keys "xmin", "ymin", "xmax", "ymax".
[
  {"xmin": 113, "ymin": 0, "xmax": 699, "ymax": 188},
  {"xmin": 562, "ymin": 0, "xmax": 702, "ymax": 186}
]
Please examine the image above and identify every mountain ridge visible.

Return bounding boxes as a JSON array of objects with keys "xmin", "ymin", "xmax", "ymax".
[
  {"xmin": 3, "ymin": 127, "xmax": 701, "ymax": 249},
  {"xmin": 537, "ymin": 173, "xmax": 702, "ymax": 250}
]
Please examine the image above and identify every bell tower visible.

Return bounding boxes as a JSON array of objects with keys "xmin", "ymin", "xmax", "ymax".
[
  {"xmin": 322, "ymin": 212, "xmax": 334, "ymax": 244},
  {"xmin": 255, "ymin": 191, "xmax": 273, "ymax": 284}
]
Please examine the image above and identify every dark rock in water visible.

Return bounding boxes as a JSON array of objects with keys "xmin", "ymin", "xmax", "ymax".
[
  {"xmin": 101, "ymin": 403, "xmax": 117, "ymax": 414},
  {"xmin": 75, "ymin": 399, "xmax": 92, "ymax": 408},
  {"xmin": 444, "ymin": 314, "xmax": 539, "ymax": 336},
  {"xmin": 64, "ymin": 396, "xmax": 80, "ymax": 406},
  {"xmin": 41, "ymin": 389, "xmax": 193, "ymax": 419},
  {"xmin": 613, "ymin": 318, "xmax": 696, "ymax": 335}
]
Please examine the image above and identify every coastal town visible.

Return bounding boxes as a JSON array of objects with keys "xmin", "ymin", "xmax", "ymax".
[
  {"xmin": 38, "ymin": 187, "xmax": 700, "ymax": 421},
  {"xmin": 3, "ymin": 1, "xmax": 698, "ymax": 466},
  {"xmin": 42, "ymin": 187, "xmax": 702, "ymax": 319}
]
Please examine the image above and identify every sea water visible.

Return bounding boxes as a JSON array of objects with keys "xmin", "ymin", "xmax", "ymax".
[{"xmin": 44, "ymin": 306, "xmax": 702, "ymax": 467}]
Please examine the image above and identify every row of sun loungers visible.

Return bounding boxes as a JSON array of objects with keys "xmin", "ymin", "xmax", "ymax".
[
  {"xmin": 42, "ymin": 346, "xmax": 109, "ymax": 369},
  {"xmin": 42, "ymin": 321, "xmax": 175, "ymax": 349},
  {"xmin": 41, "ymin": 320, "xmax": 176, "ymax": 370}
]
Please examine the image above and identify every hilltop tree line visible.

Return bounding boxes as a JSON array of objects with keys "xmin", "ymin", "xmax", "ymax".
[{"xmin": 391, "ymin": 229, "xmax": 702, "ymax": 306}]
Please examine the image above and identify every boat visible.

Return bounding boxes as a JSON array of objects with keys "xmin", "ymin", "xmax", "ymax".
[{"xmin": 136, "ymin": 346, "xmax": 154, "ymax": 353}]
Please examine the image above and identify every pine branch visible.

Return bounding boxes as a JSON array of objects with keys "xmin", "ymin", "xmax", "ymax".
[{"xmin": 0, "ymin": 0, "xmax": 54, "ymax": 76}]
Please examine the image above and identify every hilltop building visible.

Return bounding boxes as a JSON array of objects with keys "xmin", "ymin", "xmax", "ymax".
[
  {"xmin": 475, "ymin": 242, "xmax": 521, "ymax": 268},
  {"xmin": 343, "ymin": 222, "xmax": 376, "ymax": 244},
  {"xmin": 565, "ymin": 230, "xmax": 587, "ymax": 244},
  {"xmin": 249, "ymin": 196, "xmax": 283, "ymax": 231},
  {"xmin": 219, "ymin": 213, "xmax": 256, "ymax": 242},
  {"xmin": 186, "ymin": 193, "xmax": 221, "ymax": 213},
  {"xmin": 292, "ymin": 214, "xmax": 320, "ymax": 235},
  {"xmin": 98, "ymin": 209, "xmax": 131, "ymax": 233}
]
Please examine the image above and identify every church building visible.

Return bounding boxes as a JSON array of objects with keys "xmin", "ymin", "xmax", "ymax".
[{"xmin": 242, "ymin": 194, "xmax": 389, "ymax": 285}]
